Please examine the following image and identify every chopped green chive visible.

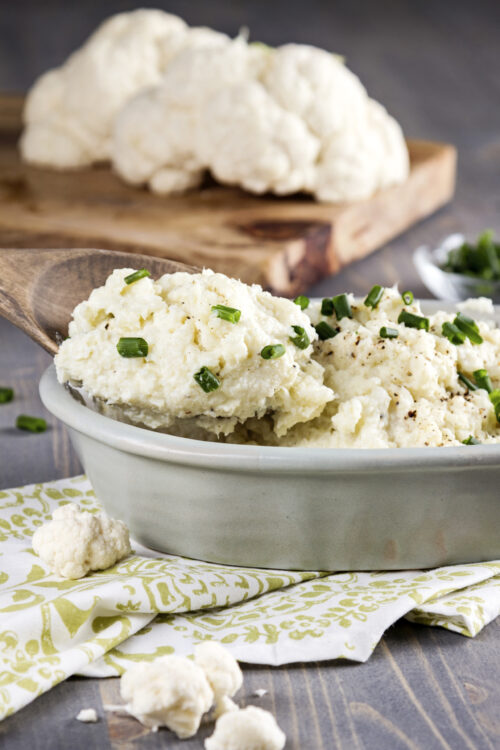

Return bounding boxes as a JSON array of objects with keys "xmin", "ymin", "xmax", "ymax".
[
  {"xmin": 321, "ymin": 298, "xmax": 334, "ymax": 316},
  {"xmin": 315, "ymin": 321, "xmax": 338, "ymax": 341},
  {"xmin": 489, "ymin": 389, "xmax": 500, "ymax": 421},
  {"xmin": 442, "ymin": 321, "xmax": 466, "ymax": 345},
  {"xmin": 364, "ymin": 285, "xmax": 384, "ymax": 309},
  {"xmin": 462, "ymin": 435, "xmax": 481, "ymax": 445},
  {"xmin": 211, "ymin": 304, "xmax": 241, "ymax": 324},
  {"xmin": 332, "ymin": 294, "xmax": 352, "ymax": 320},
  {"xmin": 401, "ymin": 290, "xmax": 414, "ymax": 305},
  {"xmin": 380, "ymin": 326, "xmax": 398, "ymax": 339},
  {"xmin": 473, "ymin": 368, "xmax": 492, "ymax": 393},
  {"xmin": 0, "ymin": 387, "xmax": 14, "ymax": 404},
  {"xmin": 458, "ymin": 372, "xmax": 477, "ymax": 391},
  {"xmin": 293, "ymin": 295, "xmax": 310, "ymax": 310},
  {"xmin": 289, "ymin": 325, "xmax": 310, "ymax": 350},
  {"xmin": 260, "ymin": 344, "xmax": 286, "ymax": 360},
  {"xmin": 453, "ymin": 313, "xmax": 483, "ymax": 345},
  {"xmin": 16, "ymin": 415, "xmax": 47, "ymax": 433},
  {"xmin": 116, "ymin": 337, "xmax": 148, "ymax": 358},
  {"xmin": 397, "ymin": 310, "xmax": 430, "ymax": 331},
  {"xmin": 194, "ymin": 366, "xmax": 220, "ymax": 392},
  {"xmin": 124, "ymin": 269, "xmax": 151, "ymax": 285}
]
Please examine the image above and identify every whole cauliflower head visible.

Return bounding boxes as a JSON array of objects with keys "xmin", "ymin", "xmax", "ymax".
[
  {"xmin": 112, "ymin": 37, "xmax": 265, "ymax": 193},
  {"xmin": 195, "ymin": 642, "xmax": 243, "ymax": 716},
  {"xmin": 205, "ymin": 706, "xmax": 286, "ymax": 750},
  {"xmin": 54, "ymin": 268, "xmax": 333, "ymax": 437},
  {"xmin": 20, "ymin": 9, "xmax": 226, "ymax": 169},
  {"xmin": 32, "ymin": 504, "xmax": 130, "ymax": 579},
  {"xmin": 120, "ymin": 656, "xmax": 214, "ymax": 737}
]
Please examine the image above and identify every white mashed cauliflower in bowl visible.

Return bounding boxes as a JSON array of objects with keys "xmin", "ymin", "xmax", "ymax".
[
  {"xmin": 55, "ymin": 268, "xmax": 332, "ymax": 438},
  {"xmin": 55, "ymin": 268, "xmax": 500, "ymax": 449}
]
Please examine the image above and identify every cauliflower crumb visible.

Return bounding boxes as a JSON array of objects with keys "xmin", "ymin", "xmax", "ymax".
[
  {"xmin": 120, "ymin": 656, "xmax": 214, "ymax": 737},
  {"xmin": 253, "ymin": 689, "xmax": 268, "ymax": 698},
  {"xmin": 205, "ymin": 706, "xmax": 286, "ymax": 750},
  {"xmin": 195, "ymin": 642, "xmax": 243, "ymax": 717},
  {"xmin": 32, "ymin": 504, "xmax": 130, "ymax": 579},
  {"xmin": 76, "ymin": 708, "xmax": 98, "ymax": 723}
]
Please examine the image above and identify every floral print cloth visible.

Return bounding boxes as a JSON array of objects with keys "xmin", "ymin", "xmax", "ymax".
[{"xmin": 0, "ymin": 476, "xmax": 498, "ymax": 719}]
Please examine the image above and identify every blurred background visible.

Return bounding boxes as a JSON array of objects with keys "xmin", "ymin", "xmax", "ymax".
[{"xmin": 1, "ymin": 0, "xmax": 499, "ymax": 298}]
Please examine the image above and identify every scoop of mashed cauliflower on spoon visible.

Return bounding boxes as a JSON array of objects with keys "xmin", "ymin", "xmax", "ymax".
[{"xmin": 54, "ymin": 268, "xmax": 333, "ymax": 437}]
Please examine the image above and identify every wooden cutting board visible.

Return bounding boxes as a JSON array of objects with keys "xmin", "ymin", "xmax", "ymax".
[{"xmin": 0, "ymin": 94, "xmax": 456, "ymax": 296}]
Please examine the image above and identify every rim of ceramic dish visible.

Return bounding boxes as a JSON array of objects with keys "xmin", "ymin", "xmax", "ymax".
[{"xmin": 40, "ymin": 364, "xmax": 500, "ymax": 474}]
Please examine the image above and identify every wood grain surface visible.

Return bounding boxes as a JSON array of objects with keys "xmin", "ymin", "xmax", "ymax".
[
  {"xmin": 0, "ymin": 95, "xmax": 456, "ymax": 297},
  {"xmin": 1, "ymin": 0, "xmax": 500, "ymax": 746}
]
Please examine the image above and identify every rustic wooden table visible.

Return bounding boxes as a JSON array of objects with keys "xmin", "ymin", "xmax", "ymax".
[{"xmin": 1, "ymin": 0, "xmax": 500, "ymax": 747}]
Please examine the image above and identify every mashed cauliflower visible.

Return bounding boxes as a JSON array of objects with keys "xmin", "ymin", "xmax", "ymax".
[
  {"xmin": 242, "ymin": 289, "xmax": 500, "ymax": 448},
  {"xmin": 56, "ymin": 272, "xmax": 500, "ymax": 449},
  {"xmin": 55, "ymin": 269, "xmax": 332, "ymax": 437}
]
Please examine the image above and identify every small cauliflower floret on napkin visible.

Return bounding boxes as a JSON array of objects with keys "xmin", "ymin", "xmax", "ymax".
[
  {"xmin": 205, "ymin": 706, "xmax": 286, "ymax": 750},
  {"xmin": 32, "ymin": 504, "xmax": 130, "ymax": 579},
  {"xmin": 54, "ymin": 268, "xmax": 333, "ymax": 438},
  {"xmin": 120, "ymin": 656, "xmax": 214, "ymax": 737},
  {"xmin": 195, "ymin": 642, "xmax": 243, "ymax": 717},
  {"xmin": 20, "ymin": 9, "xmax": 227, "ymax": 169}
]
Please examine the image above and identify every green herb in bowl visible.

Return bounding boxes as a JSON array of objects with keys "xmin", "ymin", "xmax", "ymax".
[{"xmin": 441, "ymin": 230, "xmax": 500, "ymax": 281}]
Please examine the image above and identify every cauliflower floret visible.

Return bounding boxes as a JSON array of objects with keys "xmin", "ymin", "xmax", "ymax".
[
  {"xmin": 75, "ymin": 708, "xmax": 98, "ymax": 723},
  {"xmin": 54, "ymin": 268, "xmax": 333, "ymax": 437},
  {"xmin": 195, "ymin": 642, "xmax": 243, "ymax": 717},
  {"xmin": 112, "ymin": 37, "xmax": 258, "ymax": 192},
  {"xmin": 32, "ymin": 504, "xmax": 130, "ymax": 579},
  {"xmin": 120, "ymin": 656, "xmax": 214, "ymax": 737},
  {"xmin": 205, "ymin": 706, "xmax": 286, "ymax": 750},
  {"xmin": 314, "ymin": 98, "xmax": 409, "ymax": 202},
  {"xmin": 20, "ymin": 10, "xmax": 226, "ymax": 169},
  {"xmin": 199, "ymin": 80, "xmax": 320, "ymax": 195},
  {"xmin": 263, "ymin": 43, "xmax": 367, "ymax": 139}
]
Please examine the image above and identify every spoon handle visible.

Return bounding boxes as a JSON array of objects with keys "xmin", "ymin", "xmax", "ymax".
[
  {"xmin": 0, "ymin": 247, "xmax": 196, "ymax": 355},
  {"xmin": 0, "ymin": 248, "xmax": 61, "ymax": 354}
]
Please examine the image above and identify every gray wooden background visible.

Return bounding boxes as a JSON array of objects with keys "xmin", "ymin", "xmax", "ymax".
[{"xmin": 1, "ymin": 0, "xmax": 499, "ymax": 747}]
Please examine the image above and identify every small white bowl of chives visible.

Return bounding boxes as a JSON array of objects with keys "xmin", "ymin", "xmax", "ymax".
[{"xmin": 414, "ymin": 232, "xmax": 500, "ymax": 302}]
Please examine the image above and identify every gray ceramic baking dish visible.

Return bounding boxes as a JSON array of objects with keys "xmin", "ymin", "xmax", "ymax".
[{"xmin": 39, "ymin": 300, "xmax": 500, "ymax": 571}]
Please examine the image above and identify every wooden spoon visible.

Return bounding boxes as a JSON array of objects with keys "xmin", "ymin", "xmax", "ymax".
[{"xmin": 0, "ymin": 248, "xmax": 197, "ymax": 355}]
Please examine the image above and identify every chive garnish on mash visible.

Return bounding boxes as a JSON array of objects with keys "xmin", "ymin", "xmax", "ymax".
[
  {"xmin": 117, "ymin": 337, "xmax": 149, "ymax": 357},
  {"xmin": 332, "ymin": 294, "xmax": 352, "ymax": 320},
  {"xmin": 364, "ymin": 285, "xmax": 384, "ymax": 309},
  {"xmin": 260, "ymin": 344, "xmax": 286, "ymax": 360},
  {"xmin": 293, "ymin": 295, "xmax": 309, "ymax": 310},
  {"xmin": 211, "ymin": 305, "xmax": 241, "ymax": 324},
  {"xmin": 397, "ymin": 310, "xmax": 430, "ymax": 331},
  {"xmin": 289, "ymin": 326, "xmax": 310, "ymax": 350},
  {"xmin": 124, "ymin": 269, "xmax": 151, "ymax": 285}
]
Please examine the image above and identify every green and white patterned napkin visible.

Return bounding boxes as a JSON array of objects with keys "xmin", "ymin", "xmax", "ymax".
[{"xmin": 0, "ymin": 475, "xmax": 499, "ymax": 719}]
